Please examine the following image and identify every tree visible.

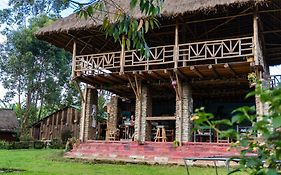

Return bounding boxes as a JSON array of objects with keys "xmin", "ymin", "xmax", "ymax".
[
  {"xmin": 0, "ymin": 15, "xmax": 79, "ymax": 139},
  {"xmin": 3, "ymin": 0, "xmax": 164, "ymax": 57},
  {"xmin": 0, "ymin": 0, "xmax": 163, "ymax": 139},
  {"xmin": 193, "ymin": 83, "xmax": 281, "ymax": 174}
]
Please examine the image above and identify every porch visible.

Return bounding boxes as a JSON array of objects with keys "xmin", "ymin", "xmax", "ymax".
[{"xmin": 65, "ymin": 140, "xmax": 238, "ymax": 165}]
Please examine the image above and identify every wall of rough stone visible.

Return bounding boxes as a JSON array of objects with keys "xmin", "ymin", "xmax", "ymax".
[
  {"xmin": 182, "ymin": 82, "xmax": 193, "ymax": 141},
  {"xmin": 175, "ymin": 82, "xmax": 193, "ymax": 142},
  {"xmin": 134, "ymin": 83, "xmax": 152, "ymax": 142},
  {"xmin": 81, "ymin": 86, "xmax": 98, "ymax": 141},
  {"xmin": 106, "ymin": 96, "xmax": 118, "ymax": 140}
]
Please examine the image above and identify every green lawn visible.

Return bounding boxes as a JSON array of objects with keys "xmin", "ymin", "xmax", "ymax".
[{"xmin": 0, "ymin": 149, "xmax": 240, "ymax": 175}]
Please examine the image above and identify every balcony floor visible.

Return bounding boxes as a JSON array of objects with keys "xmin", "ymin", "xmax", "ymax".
[{"xmin": 76, "ymin": 61, "xmax": 253, "ymax": 99}]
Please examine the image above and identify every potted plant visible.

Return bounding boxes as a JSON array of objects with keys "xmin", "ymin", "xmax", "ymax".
[{"xmin": 248, "ymin": 72, "xmax": 257, "ymax": 87}]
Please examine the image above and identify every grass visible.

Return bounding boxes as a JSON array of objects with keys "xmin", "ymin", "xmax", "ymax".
[{"xmin": 0, "ymin": 149, "xmax": 242, "ymax": 175}]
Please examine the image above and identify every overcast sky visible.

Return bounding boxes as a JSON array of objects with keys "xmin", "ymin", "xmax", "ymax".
[{"xmin": 0, "ymin": 0, "xmax": 280, "ymax": 100}]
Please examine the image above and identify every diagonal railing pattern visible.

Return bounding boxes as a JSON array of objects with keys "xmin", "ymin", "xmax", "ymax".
[{"xmin": 74, "ymin": 37, "xmax": 254, "ymax": 75}]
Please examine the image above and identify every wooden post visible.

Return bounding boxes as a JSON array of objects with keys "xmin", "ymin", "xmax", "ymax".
[
  {"xmin": 79, "ymin": 85, "xmax": 87, "ymax": 141},
  {"xmin": 71, "ymin": 41, "xmax": 77, "ymax": 79},
  {"xmin": 182, "ymin": 23, "xmax": 187, "ymax": 67},
  {"xmin": 253, "ymin": 7, "xmax": 260, "ymax": 66},
  {"xmin": 120, "ymin": 35, "xmax": 125, "ymax": 73},
  {"xmin": 174, "ymin": 22, "xmax": 179, "ymax": 68},
  {"xmin": 51, "ymin": 115, "xmax": 55, "ymax": 140}
]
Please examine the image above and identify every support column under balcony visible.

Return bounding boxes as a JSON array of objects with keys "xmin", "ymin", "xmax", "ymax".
[
  {"xmin": 106, "ymin": 96, "xmax": 119, "ymax": 140},
  {"xmin": 80, "ymin": 85, "xmax": 98, "ymax": 141},
  {"xmin": 134, "ymin": 83, "xmax": 152, "ymax": 142},
  {"xmin": 176, "ymin": 82, "xmax": 193, "ymax": 142}
]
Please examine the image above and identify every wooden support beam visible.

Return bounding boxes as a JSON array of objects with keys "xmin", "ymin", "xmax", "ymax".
[
  {"xmin": 73, "ymin": 80, "xmax": 85, "ymax": 102},
  {"xmin": 224, "ymin": 63, "xmax": 237, "ymax": 76},
  {"xmin": 208, "ymin": 65, "xmax": 220, "ymax": 78},
  {"xmin": 127, "ymin": 75, "xmax": 141, "ymax": 99},
  {"xmin": 173, "ymin": 68, "xmax": 186, "ymax": 80},
  {"xmin": 80, "ymin": 37, "xmax": 93, "ymax": 54},
  {"xmin": 198, "ymin": 7, "xmax": 252, "ymax": 38},
  {"xmin": 152, "ymin": 71, "xmax": 166, "ymax": 81},
  {"xmin": 120, "ymin": 35, "xmax": 125, "ymax": 73},
  {"xmin": 174, "ymin": 21, "xmax": 179, "ymax": 68},
  {"xmin": 253, "ymin": 6, "xmax": 260, "ymax": 66},
  {"xmin": 71, "ymin": 41, "xmax": 77, "ymax": 79},
  {"xmin": 190, "ymin": 66, "xmax": 204, "ymax": 79}
]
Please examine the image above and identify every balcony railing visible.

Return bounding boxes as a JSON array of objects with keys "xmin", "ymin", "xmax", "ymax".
[
  {"xmin": 270, "ymin": 75, "xmax": 281, "ymax": 88},
  {"xmin": 74, "ymin": 36, "xmax": 254, "ymax": 75}
]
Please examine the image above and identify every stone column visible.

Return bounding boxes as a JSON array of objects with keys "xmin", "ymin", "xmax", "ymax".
[
  {"xmin": 80, "ymin": 86, "xmax": 98, "ymax": 141},
  {"xmin": 106, "ymin": 96, "xmax": 118, "ymax": 140},
  {"xmin": 176, "ymin": 82, "xmax": 193, "ymax": 142},
  {"xmin": 134, "ymin": 84, "xmax": 151, "ymax": 142}
]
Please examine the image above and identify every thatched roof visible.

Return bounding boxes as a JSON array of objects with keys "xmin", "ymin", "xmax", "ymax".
[
  {"xmin": 36, "ymin": 0, "xmax": 261, "ymax": 36},
  {"xmin": 0, "ymin": 109, "xmax": 19, "ymax": 133}
]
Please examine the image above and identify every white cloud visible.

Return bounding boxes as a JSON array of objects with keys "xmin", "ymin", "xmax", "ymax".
[
  {"xmin": 0, "ymin": 0, "xmax": 9, "ymax": 9},
  {"xmin": 270, "ymin": 65, "xmax": 281, "ymax": 75},
  {"xmin": 0, "ymin": 35, "xmax": 6, "ymax": 43}
]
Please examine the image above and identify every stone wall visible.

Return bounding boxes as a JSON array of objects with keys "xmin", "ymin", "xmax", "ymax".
[
  {"xmin": 134, "ymin": 83, "xmax": 152, "ymax": 142},
  {"xmin": 106, "ymin": 96, "xmax": 118, "ymax": 140},
  {"xmin": 80, "ymin": 86, "xmax": 98, "ymax": 141},
  {"xmin": 175, "ymin": 82, "xmax": 193, "ymax": 142}
]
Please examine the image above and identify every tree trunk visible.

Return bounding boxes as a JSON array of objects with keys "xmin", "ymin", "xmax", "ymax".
[{"xmin": 20, "ymin": 90, "xmax": 32, "ymax": 140}]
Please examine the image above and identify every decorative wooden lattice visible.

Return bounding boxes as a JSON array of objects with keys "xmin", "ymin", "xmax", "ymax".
[{"xmin": 74, "ymin": 37, "xmax": 253, "ymax": 75}]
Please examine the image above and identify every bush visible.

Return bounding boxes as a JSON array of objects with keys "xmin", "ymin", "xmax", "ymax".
[
  {"xmin": 193, "ymin": 83, "xmax": 281, "ymax": 174},
  {"xmin": 0, "ymin": 141, "xmax": 9, "ymax": 149},
  {"xmin": 49, "ymin": 139, "xmax": 64, "ymax": 149},
  {"xmin": 14, "ymin": 141, "xmax": 32, "ymax": 149},
  {"xmin": 33, "ymin": 141, "xmax": 45, "ymax": 149},
  {"xmin": 61, "ymin": 129, "xmax": 73, "ymax": 144}
]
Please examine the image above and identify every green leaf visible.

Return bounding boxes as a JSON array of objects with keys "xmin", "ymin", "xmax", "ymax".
[
  {"xmin": 145, "ymin": 20, "xmax": 149, "ymax": 33},
  {"xmin": 272, "ymin": 116, "xmax": 281, "ymax": 128},
  {"xmin": 130, "ymin": 0, "xmax": 138, "ymax": 9}
]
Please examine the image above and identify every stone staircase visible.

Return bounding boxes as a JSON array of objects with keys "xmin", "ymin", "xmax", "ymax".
[{"xmin": 65, "ymin": 141, "xmax": 238, "ymax": 165}]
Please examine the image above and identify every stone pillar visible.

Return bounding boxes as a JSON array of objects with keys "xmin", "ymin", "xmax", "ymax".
[
  {"xmin": 176, "ymin": 82, "xmax": 193, "ymax": 142},
  {"xmin": 80, "ymin": 86, "xmax": 98, "ymax": 141},
  {"xmin": 134, "ymin": 84, "xmax": 151, "ymax": 142},
  {"xmin": 106, "ymin": 96, "xmax": 118, "ymax": 140}
]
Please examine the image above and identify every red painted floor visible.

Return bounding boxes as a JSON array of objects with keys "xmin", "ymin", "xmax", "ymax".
[{"xmin": 65, "ymin": 141, "xmax": 239, "ymax": 165}]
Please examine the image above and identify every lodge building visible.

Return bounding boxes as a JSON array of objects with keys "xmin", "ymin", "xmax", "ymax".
[{"xmin": 36, "ymin": 0, "xmax": 281, "ymax": 164}]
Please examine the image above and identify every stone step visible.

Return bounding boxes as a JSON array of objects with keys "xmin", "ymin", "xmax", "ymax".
[{"xmin": 66, "ymin": 141, "xmax": 236, "ymax": 165}]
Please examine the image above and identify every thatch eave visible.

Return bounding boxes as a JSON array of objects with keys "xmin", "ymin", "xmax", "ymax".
[{"xmin": 35, "ymin": 0, "xmax": 264, "ymax": 37}]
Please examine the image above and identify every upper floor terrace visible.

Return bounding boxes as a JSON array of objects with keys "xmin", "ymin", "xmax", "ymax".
[{"xmin": 35, "ymin": 0, "xmax": 281, "ymax": 98}]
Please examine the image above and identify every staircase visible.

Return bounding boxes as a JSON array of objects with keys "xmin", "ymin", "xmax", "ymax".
[{"xmin": 65, "ymin": 141, "xmax": 238, "ymax": 165}]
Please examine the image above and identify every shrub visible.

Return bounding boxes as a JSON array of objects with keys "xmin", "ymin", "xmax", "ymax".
[
  {"xmin": 193, "ymin": 83, "xmax": 281, "ymax": 174},
  {"xmin": 49, "ymin": 139, "xmax": 64, "ymax": 149},
  {"xmin": 61, "ymin": 129, "xmax": 73, "ymax": 144},
  {"xmin": 14, "ymin": 141, "xmax": 32, "ymax": 149},
  {"xmin": 0, "ymin": 141, "xmax": 9, "ymax": 149},
  {"xmin": 33, "ymin": 141, "xmax": 45, "ymax": 149}
]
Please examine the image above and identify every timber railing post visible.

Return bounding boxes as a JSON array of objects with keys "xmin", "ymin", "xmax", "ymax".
[
  {"xmin": 120, "ymin": 35, "xmax": 125, "ymax": 73},
  {"xmin": 174, "ymin": 21, "xmax": 179, "ymax": 69},
  {"xmin": 71, "ymin": 41, "xmax": 77, "ymax": 79},
  {"xmin": 253, "ymin": 7, "xmax": 260, "ymax": 66}
]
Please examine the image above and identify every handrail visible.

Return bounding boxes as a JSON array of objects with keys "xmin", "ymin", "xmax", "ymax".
[
  {"xmin": 74, "ymin": 36, "xmax": 254, "ymax": 75},
  {"xmin": 270, "ymin": 75, "xmax": 281, "ymax": 88}
]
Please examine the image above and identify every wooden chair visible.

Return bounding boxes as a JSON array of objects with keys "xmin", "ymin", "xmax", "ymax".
[
  {"xmin": 216, "ymin": 131, "xmax": 230, "ymax": 143},
  {"xmin": 108, "ymin": 129, "xmax": 119, "ymax": 141},
  {"xmin": 154, "ymin": 125, "xmax": 167, "ymax": 142}
]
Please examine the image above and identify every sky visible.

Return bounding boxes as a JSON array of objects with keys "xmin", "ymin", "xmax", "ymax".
[{"xmin": 0, "ymin": 0, "xmax": 280, "ymax": 100}]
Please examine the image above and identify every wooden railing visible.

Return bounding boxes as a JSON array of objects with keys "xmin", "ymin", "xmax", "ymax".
[
  {"xmin": 270, "ymin": 75, "xmax": 281, "ymax": 88},
  {"xmin": 74, "ymin": 37, "xmax": 253, "ymax": 75}
]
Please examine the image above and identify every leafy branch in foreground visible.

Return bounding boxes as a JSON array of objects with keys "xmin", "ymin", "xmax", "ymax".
[
  {"xmin": 76, "ymin": 0, "xmax": 163, "ymax": 57},
  {"xmin": 193, "ymin": 83, "xmax": 281, "ymax": 175}
]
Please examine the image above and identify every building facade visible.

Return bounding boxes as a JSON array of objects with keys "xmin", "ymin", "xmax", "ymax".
[{"xmin": 36, "ymin": 0, "xmax": 281, "ymax": 144}]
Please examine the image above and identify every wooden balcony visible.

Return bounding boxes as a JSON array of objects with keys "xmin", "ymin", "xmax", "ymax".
[{"xmin": 73, "ymin": 36, "xmax": 254, "ymax": 76}]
